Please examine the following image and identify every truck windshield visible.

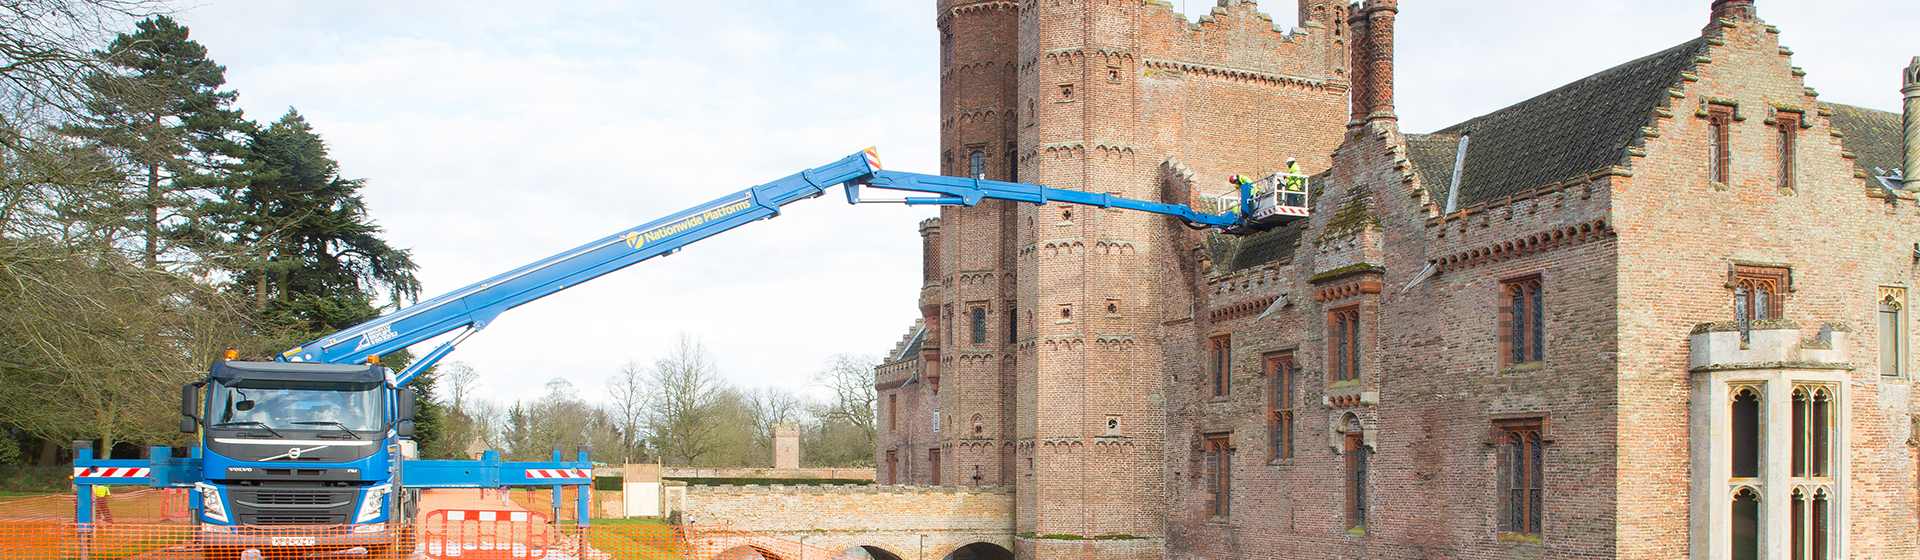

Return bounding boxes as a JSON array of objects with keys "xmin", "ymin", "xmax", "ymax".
[{"xmin": 208, "ymin": 380, "xmax": 385, "ymax": 433}]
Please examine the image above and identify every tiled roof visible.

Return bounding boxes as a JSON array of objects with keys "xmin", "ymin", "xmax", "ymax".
[
  {"xmin": 1822, "ymin": 102, "xmax": 1904, "ymax": 181},
  {"xmin": 1404, "ymin": 134, "xmax": 1462, "ymax": 207},
  {"xmin": 1415, "ymin": 37, "xmax": 1712, "ymax": 208}
]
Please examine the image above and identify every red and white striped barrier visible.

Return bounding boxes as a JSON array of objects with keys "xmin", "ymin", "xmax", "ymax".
[
  {"xmin": 440, "ymin": 509, "xmax": 539, "ymax": 522},
  {"xmin": 522, "ymin": 469, "xmax": 589, "ymax": 480},
  {"xmin": 74, "ymin": 467, "xmax": 150, "ymax": 479}
]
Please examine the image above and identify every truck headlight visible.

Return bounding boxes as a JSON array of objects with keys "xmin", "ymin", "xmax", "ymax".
[
  {"xmin": 355, "ymin": 484, "xmax": 391, "ymax": 523},
  {"xmin": 195, "ymin": 482, "xmax": 228, "ymax": 523}
]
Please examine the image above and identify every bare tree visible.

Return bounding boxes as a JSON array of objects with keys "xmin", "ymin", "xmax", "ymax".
[
  {"xmin": 815, "ymin": 353, "xmax": 877, "ymax": 443},
  {"xmin": 442, "ymin": 361, "xmax": 480, "ymax": 412},
  {"xmin": 802, "ymin": 353, "xmax": 877, "ymax": 466},
  {"xmin": 647, "ymin": 333, "xmax": 728, "ymax": 466},
  {"xmin": 0, "ymin": 0, "xmax": 166, "ymax": 116},
  {"xmin": 744, "ymin": 386, "xmax": 803, "ymax": 465},
  {"xmin": 605, "ymin": 359, "xmax": 651, "ymax": 463}
]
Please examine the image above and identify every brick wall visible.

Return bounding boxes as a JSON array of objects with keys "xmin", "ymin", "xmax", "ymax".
[
  {"xmin": 672, "ymin": 484, "xmax": 1015, "ymax": 560},
  {"xmin": 661, "ymin": 468, "xmax": 875, "ymax": 481},
  {"xmin": 1612, "ymin": 15, "xmax": 1919, "ymax": 559},
  {"xmin": 867, "ymin": 2, "xmax": 1920, "ymax": 559}
]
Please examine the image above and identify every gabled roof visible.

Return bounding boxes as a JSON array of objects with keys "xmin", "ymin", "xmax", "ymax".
[
  {"xmin": 1404, "ymin": 134, "xmax": 1463, "ymax": 207},
  {"xmin": 1409, "ymin": 37, "xmax": 1713, "ymax": 208},
  {"xmin": 884, "ymin": 320, "xmax": 927, "ymax": 365},
  {"xmin": 1822, "ymin": 102, "xmax": 1905, "ymax": 183}
]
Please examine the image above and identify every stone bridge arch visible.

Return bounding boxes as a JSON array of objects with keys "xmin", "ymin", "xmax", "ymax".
[
  {"xmin": 670, "ymin": 484, "xmax": 1016, "ymax": 560},
  {"xmin": 939, "ymin": 542, "xmax": 1014, "ymax": 560},
  {"xmin": 843, "ymin": 545, "xmax": 908, "ymax": 560}
]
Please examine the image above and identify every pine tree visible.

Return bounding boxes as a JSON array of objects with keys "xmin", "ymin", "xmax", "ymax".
[
  {"xmin": 59, "ymin": 15, "xmax": 252, "ymax": 269},
  {"xmin": 212, "ymin": 109, "xmax": 420, "ymax": 336}
]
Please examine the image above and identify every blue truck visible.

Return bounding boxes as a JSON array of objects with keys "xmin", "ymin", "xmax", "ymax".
[{"xmin": 73, "ymin": 148, "xmax": 1305, "ymax": 559}]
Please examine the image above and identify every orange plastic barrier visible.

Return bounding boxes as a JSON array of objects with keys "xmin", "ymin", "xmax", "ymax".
[
  {"xmin": 0, "ymin": 488, "xmax": 190, "ymax": 523},
  {"xmin": 0, "ymin": 521, "xmax": 866, "ymax": 560},
  {"xmin": 422, "ymin": 509, "xmax": 550, "ymax": 559}
]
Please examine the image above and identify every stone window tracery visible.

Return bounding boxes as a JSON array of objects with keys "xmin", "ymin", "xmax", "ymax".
[
  {"xmin": 1703, "ymin": 378, "xmax": 1845, "ymax": 559},
  {"xmin": 1007, "ymin": 300, "xmax": 1018, "ymax": 344},
  {"xmin": 1732, "ymin": 265, "xmax": 1789, "ymax": 342},
  {"xmin": 1344, "ymin": 422, "xmax": 1368, "ymax": 529},
  {"xmin": 971, "ymin": 306, "xmax": 987, "ymax": 344},
  {"xmin": 1500, "ymin": 276, "xmax": 1544, "ymax": 366},
  {"xmin": 1732, "ymin": 486, "xmax": 1760, "ymax": 560},
  {"xmin": 1881, "ymin": 288, "xmax": 1905, "ymax": 377},
  {"xmin": 1708, "ymin": 104, "xmax": 1734, "ymax": 185},
  {"xmin": 1790, "ymin": 385, "xmax": 1832, "ymax": 479},
  {"xmin": 1777, "ymin": 113, "xmax": 1799, "ymax": 191},
  {"xmin": 1329, "ymin": 306, "xmax": 1361, "ymax": 381},
  {"xmin": 1495, "ymin": 417, "xmax": 1545, "ymax": 537},
  {"xmin": 1006, "ymin": 141, "xmax": 1018, "ymax": 183},
  {"xmin": 1267, "ymin": 352, "xmax": 1296, "ymax": 461},
  {"xmin": 1789, "ymin": 485, "xmax": 1833, "ymax": 560},
  {"xmin": 1209, "ymin": 334, "xmax": 1232, "ymax": 398},
  {"xmin": 1731, "ymin": 385, "xmax": 1762, "ymax": 479},
  {"xmin": 1204, "ymin": 433, "xmax": 1232, "ymax": 519}
]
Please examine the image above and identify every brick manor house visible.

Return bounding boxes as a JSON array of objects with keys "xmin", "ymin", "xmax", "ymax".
[{"xmin": 873, "ymin": 0, "xmax": 1918, "ymax": 558}]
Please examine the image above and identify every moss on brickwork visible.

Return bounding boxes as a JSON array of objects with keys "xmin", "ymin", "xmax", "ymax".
[
  {"xmin": 1317, "ymin": 200, "xmax": 1382, "ymax": 241},
  {"xmin": 1308, "ymin": 262, "xmax": 1386, "ymax": 284}
]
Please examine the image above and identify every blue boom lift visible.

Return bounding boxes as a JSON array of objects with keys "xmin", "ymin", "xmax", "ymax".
[{"xmin": 71, "ymin": 148, "xmax": 1305, "ymax": 558}]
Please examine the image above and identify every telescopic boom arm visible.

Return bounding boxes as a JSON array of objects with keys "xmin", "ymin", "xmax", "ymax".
[{"xmin": 276, "ymin": 149, "xmax": 1261, "ymax": 383}]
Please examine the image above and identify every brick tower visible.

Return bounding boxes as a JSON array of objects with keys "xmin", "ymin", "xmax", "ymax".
[
  {"xmin": 934, "ymin": 0, "xmax": 1023, "ymax": 494},
  {"xmin": 934, "ymin": 1, "xmax": 1351, "ymax": 558}
]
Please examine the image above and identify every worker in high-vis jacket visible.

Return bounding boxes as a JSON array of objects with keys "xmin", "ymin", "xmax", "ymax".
[{"xmin": 1282, "ymin": 157, "xmax": 1305, "ymax": 207}]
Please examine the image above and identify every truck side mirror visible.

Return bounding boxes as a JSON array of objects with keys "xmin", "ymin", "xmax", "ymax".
[
  {"xmin": 181, "ymin": 383, "xmax": 198, "ymax": 418},
  {"xmin": 398, "ymin": 390, "xmax": 415, "ymax": 423},
  {"xmin": 397, "ymin": 421, "xmax": 415, "ymax": 438},
  {"xmin": 180, "ymin": 416, "xmax": 198, "ymax": 434}
]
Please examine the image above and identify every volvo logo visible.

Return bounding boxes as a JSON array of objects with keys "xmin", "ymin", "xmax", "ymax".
[{"xmin": 262, "ymin": 445, "xmax": 329, "ymax": 461}]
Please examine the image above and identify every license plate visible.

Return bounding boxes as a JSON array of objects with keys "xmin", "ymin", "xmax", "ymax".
[{"xmin": 271, "ymin": 536, "xmax": 316, "ymax": 547}]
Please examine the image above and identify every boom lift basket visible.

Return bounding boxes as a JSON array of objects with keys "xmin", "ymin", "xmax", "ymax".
[{"xmin": 1204, "ymin": 171, "xmax": 1309, "ymax": 234}]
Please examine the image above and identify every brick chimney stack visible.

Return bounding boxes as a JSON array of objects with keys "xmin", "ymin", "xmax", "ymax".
[
  {"xmin": 1347, "ymin": 0, "xmax": 1398, "ymax": 126},
  {"xmin": 1905, "ymin": 56, "xmax": 1919, "ymax": 189},
  {"xmin": 1710, "ymin": 0, "xmax": 1757, "ymax": 23}
]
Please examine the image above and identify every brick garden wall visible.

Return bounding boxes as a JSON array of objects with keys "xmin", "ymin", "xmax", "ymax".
[{"xmin": 672, "ymin": 484, "xmax": 1015, "ymax": 560}]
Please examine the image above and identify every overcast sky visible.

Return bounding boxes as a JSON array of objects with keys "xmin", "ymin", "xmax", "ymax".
[{"xmin": 169, "ymin": 0, "xmax": 1917, "ymax": 406}]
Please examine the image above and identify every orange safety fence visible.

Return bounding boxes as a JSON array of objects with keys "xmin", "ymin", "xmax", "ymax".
[
  {"xmin": 0, "ymin": 522, "xmax": 864, "ymax": 560},
  {"xmin": 503, "ymin": 486, "xmax": 618, "ymax": 523},
  {"xmin": 0, "ymin": 489, "xmax": 191, "ymax": 523}
]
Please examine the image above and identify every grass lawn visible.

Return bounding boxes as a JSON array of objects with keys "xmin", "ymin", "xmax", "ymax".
[
  {"xmin": 0, "ymin": 491, "xmax": 55, "ymax": 500},
  {"xmin": 578, "ymin": 517, "xmax": 667, "ymax": 526},
  {"xmin": 573, "ymin": 518, "xmax": 679, "ymax": 559}
]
